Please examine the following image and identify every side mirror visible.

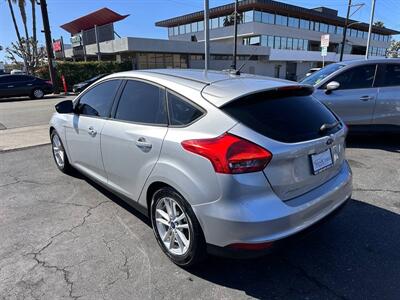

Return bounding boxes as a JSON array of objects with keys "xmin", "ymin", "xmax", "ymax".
[
  {"xmin": 325, "ymin": 81, "xmax": 340, "ymax": 94},
  {"xmin": 55, "ymin": 100, "xmax": 73, "ymax": 114}
]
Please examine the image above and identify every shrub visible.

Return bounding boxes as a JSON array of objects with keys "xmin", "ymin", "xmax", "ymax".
[{"xmin": 35, "ymin": 61, "xmax": 133, "ymax": 91}]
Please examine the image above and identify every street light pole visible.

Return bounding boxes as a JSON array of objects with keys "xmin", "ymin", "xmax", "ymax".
[
  {"xmin": 365, "ymin": 0, "xmax": 377, "ymax": 60},
  {"xmin": 204, "ymin": 0, "xmax": 210, "ymax": 71},
  {"xmin": 231, "ymin": 0, "xmax": 238, "ymax": 70},
  {"xmin": 340, "ymin": 0, "xmax": 352, "ymax": 62},
  {"xmin": 39, "ymin": 0, "xmax": 58, "ymax": 93}
]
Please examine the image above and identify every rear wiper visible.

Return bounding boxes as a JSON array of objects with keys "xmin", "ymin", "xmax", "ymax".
[{"xmin": 319, "ymin": 121, "xmax": 339, "ymax": 133}]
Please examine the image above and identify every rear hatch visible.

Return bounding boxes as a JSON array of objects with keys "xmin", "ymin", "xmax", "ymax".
[{"xmin": 219, "ymin": 86, "xmax": 346, "ymax": 201}]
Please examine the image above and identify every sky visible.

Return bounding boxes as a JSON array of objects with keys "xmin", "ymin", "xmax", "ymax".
[{"xmin": 1, "ymin": 0, "xmax": 400, "ymax": 62}]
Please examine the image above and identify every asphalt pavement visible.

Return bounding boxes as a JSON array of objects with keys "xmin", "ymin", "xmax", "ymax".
[{"xmin": 0, "ymin": 137, "xmax": 399, "ymax": 299}]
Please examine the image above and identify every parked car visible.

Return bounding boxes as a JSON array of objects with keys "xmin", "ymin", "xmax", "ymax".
[
  {"xmin": 50, "ymin": 69, "xmax": 352, "ymax": 267},
  {"xmin": 301, "ymin": 59, "xmax": 400, "ymax": 133},
  {"xmin": 0, "ymin": 74, "xmax": 53, "ymax": 99},
  {"xmin": 305, "ymin": 67, "xmax": 321, "ymax": 77},
  {"xmin": 72, "ymin": 73, "xmax": 109, "ymax": 94}
]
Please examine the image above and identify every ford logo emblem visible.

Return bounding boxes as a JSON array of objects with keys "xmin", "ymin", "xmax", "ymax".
[{"xmin": 326, "ymin": 138, "xmax": 334, "ymax": 145}]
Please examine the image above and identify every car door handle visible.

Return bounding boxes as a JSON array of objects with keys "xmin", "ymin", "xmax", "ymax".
[
  {"xmin": 7, "ymin": 85, "xmax": 14, "ymax": 88},
  {"xmin": 88, "ymin": 126, "xmax": 97, "ymax": 137},
  {"xmin": 135, "ymin": 138, "xmax": 152, "ymax": 151},
  {"xmin": 360, "ymin": 96, "xmax": 373, "ymax": 101}
]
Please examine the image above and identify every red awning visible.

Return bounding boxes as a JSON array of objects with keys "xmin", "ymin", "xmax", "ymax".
[{"xmin": 60, "ymin": 7, "xmax": 129, "ymax": 34}]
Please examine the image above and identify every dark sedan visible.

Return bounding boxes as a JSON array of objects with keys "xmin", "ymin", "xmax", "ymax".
[
  {"xmin": 0, "ymin": 74, "xmax": 53, "ymax": 99},
  {"xmin": 72, "ymin": 74, "xmax": 109, "ymax": 94}
]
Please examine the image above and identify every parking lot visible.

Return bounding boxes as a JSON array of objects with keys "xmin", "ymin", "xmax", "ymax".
[{"xmin": 0, "ymin": 97, "xmax": 399, "ymax": 299}]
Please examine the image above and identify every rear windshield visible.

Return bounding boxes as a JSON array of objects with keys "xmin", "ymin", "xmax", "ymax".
[{"xmin": 221, "ymin": 90, "xmax": 341, "ymax": 143}]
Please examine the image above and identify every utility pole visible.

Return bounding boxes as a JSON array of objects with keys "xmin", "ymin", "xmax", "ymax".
[
  {"xmin": 39, "ymin": 0, "xmax": 58, "ymax": 93},
  {"xmin": 340, "ymin": 0, "xmax": 352, "ymax": 62},
  {"xmin": 231, "ymin": 0, "xmax": 238, "ymax": 70},
  {"xmin": 365, "ymin": 0, "xmax": 376, "ymax": 59},
  {"xmin": 204, "ymin": 0, "xmax": 210, "ymax": 71}
]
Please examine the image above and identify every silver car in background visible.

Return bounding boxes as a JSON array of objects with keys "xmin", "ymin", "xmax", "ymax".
[
  {"xmin": 50, "ymin": 69, "xmax": 352, "ymax": 267},
  {"xmin": 301, "ymin": 59, "xmax": 400, "ymax": 133}
]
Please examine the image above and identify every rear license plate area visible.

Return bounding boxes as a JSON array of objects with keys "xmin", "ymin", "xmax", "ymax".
[{"xmin": 310, "ymin": 148, "xmax": 333, "ymax": 175}]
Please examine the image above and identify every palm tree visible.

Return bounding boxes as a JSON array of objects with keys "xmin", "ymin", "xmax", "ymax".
[
  {"xmin": 31, "ymin": 0, "xmax": 38, "ymax": 67},
  {"xmin": 7, "ymin": 0, "xmax": 23, "ymax": 45},
  {"xmin": 18, "ymin": 0, "xmax": 32, "ymax": 70}
]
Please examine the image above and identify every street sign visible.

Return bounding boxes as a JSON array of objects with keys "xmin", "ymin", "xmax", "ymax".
[
  {"xmin": 321, "ymin": 46, "xmax": 328, "ymax": 57},
  {"xmin": 70, "ymin": 35, "xmax": 82, "ymax": 47},
  {"xmin": 321, "ymin": 34, "xmax": 330, "ymax": 48}
]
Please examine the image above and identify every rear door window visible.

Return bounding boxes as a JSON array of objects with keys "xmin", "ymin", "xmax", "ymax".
[
  {"xmin": 374, "ymin": 64, "xmax": 400, "ymax": 87},
  {"xmin": 167, "ymin": 92, "xmax": 204, "ymax": 126},
  {"xmin": 114, "ymin": 80, "xmax": 167, "ymax": 125},
  {"xmin": 221, "ymin": 89, "xmax": 340, "ymax": 143},
  {"xmin": 325, "ymin": 64, "xmax": 376, "ymax": 90}
]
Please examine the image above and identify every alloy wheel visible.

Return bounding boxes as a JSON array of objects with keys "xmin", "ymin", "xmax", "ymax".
[
  {"xmin": 155, "ymin": 197, "xmax": 191, "ymax": 256},
  {"xmin": 52, "ymin": 134, "xmax": 65, "ymax": 168}
]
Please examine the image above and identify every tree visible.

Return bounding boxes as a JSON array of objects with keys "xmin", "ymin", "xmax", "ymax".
[
  {"xmin": 387, "ymin": 40, "xmax": 400, "ymax": 58},
  {"xmin": 374, "ymin": 21, "xmax": 384, "ymax": 28},
  {"xmin": 18, "ymin": 0, "xmax": 32, "ymax": 67}
]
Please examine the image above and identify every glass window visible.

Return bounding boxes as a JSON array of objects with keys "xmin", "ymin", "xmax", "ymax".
[
  {"xmin": 314, "ymin": 22, "xmax": 320, "ymax": 31},
  {"xmin": 330, "ymin": 65, "xmax": 376, "ymax": 90},
  {"xmin": 211, "ymin": 18, "xmax": 219, "ymax": 29},
  {"xmin": 191, "ymin": 22, "xmax": 198, "ymax": 32},
  {"xmin": 300, "ymin": 19, "xmax": 310, "ymax": 30},
  {"xmin": 286, "ymin": 37, "xmax": 293, "ymax": 49},
  {"xmin": 288, "ymin": 17, "xmax": 299, "ymax": 28},
  {"xmin": 167, "ymin": 92, "xmax": 203, "ymax": 126},
  {"xmin": 320, "ymin": 23, "xmax": 328, "ymax": 32},
  {"xmin": 274, "ymin": 36, "xmax": 281, "ymax": 49},
  {"xmin": 336, "ymin": 26, "xmax": 343, "ymax": 35},
  {"xmin": 293, "ymin": 38, "xmax": 299, "ymax": 50},
  {"xmin": 304, "ymin": 40, "xmax": 309, "ymax": 51},
  {"xmin": 173, "ymin": 26, "xmax": 179, "ymax": 35},
  {"xmin": 198, "ymin": 21, "xmax": 204, "ymax": 31},
  {"xmin": 310, "ymin": 21, "xmax": 315, "ymax": 31},
  {"xmin": 275, "ymin": 15, "xmax": 288, "ymax": 26},
  {"xmin": 328, "ymin": 25, "xmax": 336, "ymax": 34},
  {"xmin": 219, "ymin": 16, "xmax": 225, "ymax": 27},
  {"xmin": 179, "ymin": 25, "xmax": 185, "ymax": 35},
  {"xmin": 221, "ymin": 91, "xmax": 340, "ymax": 143},
  {"xmin": 115, "ymin": 80, "xmax": 167, "ymax": 125},
  {"xmin": 262, "ymin": 12, "xmax": 274, "ymax": 24},
  {"xmin": 300, "ymin": 63, "xmax": 346, "ymax": 86},
  {"xmin": 244, "ymin": 10, "xmax": 254, "ymax": 23},
  {"xmin": 168, "ymin": 27, "xmax": 173, "ymax": 36},
  {"xmin": 281, "ymin": 37, "xmax": 287, "ymax": 49},
  {"xmin": 254, "ymin": 10, "xmax": 262, "ymax": 22},
  {"xmin": 77, "ymin": 80, "xmax": 120, "ymax": 117},
  {"xmin": 185, "ymin": 24, "xmax": 191, "ymax": 34}
]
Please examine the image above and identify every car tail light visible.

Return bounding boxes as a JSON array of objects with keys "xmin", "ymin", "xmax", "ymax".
[{"xmin": 181, "ymin": 133, "xmax": 272, "ymax": 174}]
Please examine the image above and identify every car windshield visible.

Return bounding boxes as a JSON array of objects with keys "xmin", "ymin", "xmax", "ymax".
[{"xmin": 301, "ymin": 63, "xmax": 346, "ymax": 86}]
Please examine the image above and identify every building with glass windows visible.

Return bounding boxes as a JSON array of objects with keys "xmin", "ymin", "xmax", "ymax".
[{"xmin": 156, "ymin": 0, "xmax": 399, "ymax": 80}]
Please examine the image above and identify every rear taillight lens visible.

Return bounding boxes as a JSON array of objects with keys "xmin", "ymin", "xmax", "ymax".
[{"xmin": 181, "ymin": 133, "xmax": 272, "ymax": 174}]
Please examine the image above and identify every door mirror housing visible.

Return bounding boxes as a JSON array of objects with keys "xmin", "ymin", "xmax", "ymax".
[
  {"xmin": 325, "ymin": 81, "xmax": 340, "ymax": 94},
  {"xmin": 55, "ymin": 100, "xmax": 74, "ymax": 114}
]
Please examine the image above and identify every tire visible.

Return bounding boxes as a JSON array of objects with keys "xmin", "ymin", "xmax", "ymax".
[
  {"xmin": 30, "ymin": 88, "xmax": 44, "ymax": 99},
  {"xmin": 50, "ymin": 130, "xmax": 72, "ymax": 174},
  {"xmin": 151, "ymin": 187, "xmax": 207, "ymax": 267}
]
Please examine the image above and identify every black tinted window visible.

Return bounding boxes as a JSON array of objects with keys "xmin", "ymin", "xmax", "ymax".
[
  {"xmin": 115, "ymin": 80, "xmax": 167, "ymax": 125},
  {"xmin": 222, "ymin": 90, "xmax": 340, "ymax": 143},
  {"xmin": 78, "ymin": 80, "xmax": 120, "ymax": 117},
  {"xmin": 328, "ymin": 65, "xmax": 376, "ymax": 90},
  {"xmin": 0, "ymin": 76, "xmax": 11, "ymax": 83},
  {"xmin": 375, "ymin": 64, "xmax": 400, "ymax": 87},
  {"xmin": 167, "ymin": 92, "xmax": 203, "ymax": 126}
]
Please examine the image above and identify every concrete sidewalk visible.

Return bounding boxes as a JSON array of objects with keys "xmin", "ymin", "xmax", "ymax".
[{"xmin": 0, "ymin": 124, "xmax": 50, "ymax": 152}]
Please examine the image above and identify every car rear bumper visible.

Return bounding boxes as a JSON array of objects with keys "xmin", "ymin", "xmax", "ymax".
[{"xmin": 192, "ymin": 161, "xmax": 352, "ymax": 249}]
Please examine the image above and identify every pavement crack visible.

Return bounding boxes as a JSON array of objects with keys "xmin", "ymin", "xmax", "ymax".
[
  {"xmin": 120, "ymin": 251, "xmax": 131, "ymax": 280},
  {"xmin": 354, "ymin": 188, "xmax": 400, "ymax": 194},
  {"xmin": 280, "ymin": 256, "xmax": 348, "ymax": 300}
]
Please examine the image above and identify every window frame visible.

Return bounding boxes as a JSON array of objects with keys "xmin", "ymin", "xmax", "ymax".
[
  {"xmin": 325, "ymin": 64, "xmax": 378, "ymax": 90},
  {"xmin": 374, "ymin": 63, "xmax": 400, "ymax": 88},
  {"xmin": 73, "ymin": 78, "xmax": 124, "ymax": 119}
]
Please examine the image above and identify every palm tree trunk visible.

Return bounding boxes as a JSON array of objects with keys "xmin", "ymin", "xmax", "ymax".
[
  {"xmin": 18, "ymin": 0, "xmax": 32, "ymax": 73},
  {"xmin": 31, "ymin": 0, "xmax": 38, "ymax": 68}
]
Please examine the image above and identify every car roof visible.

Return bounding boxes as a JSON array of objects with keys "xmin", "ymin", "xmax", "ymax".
[
  {"xmin": 106, "ymin": 69, "xmax": 302, "ymax": 107},
  {"xmin": 338, "ymin": 58, "xmax": 400, "ymax": 66}
]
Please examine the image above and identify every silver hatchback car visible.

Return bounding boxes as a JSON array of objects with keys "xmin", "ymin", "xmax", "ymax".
[
  {"xmin": 50, "ymin": 69, "xmax": 352, "ymax": 266},
  {"xmin": 301, "ymin": 59, "xmax": 400, "ymax": 132}
]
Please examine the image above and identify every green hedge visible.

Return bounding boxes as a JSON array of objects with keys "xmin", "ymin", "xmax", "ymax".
[{"xmin": 35, "ymin": 61, "xmax": 133, "ymax": 91}]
